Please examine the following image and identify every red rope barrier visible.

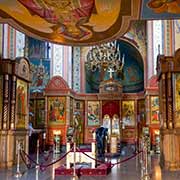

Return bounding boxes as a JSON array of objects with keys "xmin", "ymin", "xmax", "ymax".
[
  {"xmin": 21, "ymin": 144, "xmax": 143, "ymax": 172},
  {"xmin": 21, "ymin": 150, "xmax": 38, "ymax": 165},
  {"xmin": 76, "ymin": 147, "xmax": 108, "ymax": 164},
  {"xmin": 76, "ymin": 147, "xmax": 143, "ymax": 169},
  {"xmin": 39, "ymin": 149, "xmax": 53, "ymax": 162},
  {"xmin": 20, "ymin": 151, "xmax": 34, "ymax": 169},
  {"xmin": 40, "ymin": 147, "xmax": 73, "ymax": 169},
  {"xmin": 20, "ymin": 147, "xmax": 74, "ymax": 171},
  {"xmin": 110, "ymin": 150, "xmax": 143, "ymax": 168}
]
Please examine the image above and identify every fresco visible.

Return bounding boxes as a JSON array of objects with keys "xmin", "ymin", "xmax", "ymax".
[
  {"xmin": 175, "ymin": 20, "xmax": 180, "ymax": 51},
  {"xmin": 122, "ymin": 101, "xmax": 135, "ymax": 126},
  {"xmin": 141, "ymin": 0, "xmax": 180, "ymax": 19},
  {"xmin": 30, "ymin": 59, "xmax": 50, "ymax": 93},
  {"xmin": 28, "ymin": 37, "xmax": 46, "ymax": 59},
  {"xmin": 36, "ymin": 99, "xmax": 45, "ymax": 126},
  {"xmin": 16, "ymin": 79, "xmax": 27, "ymax": 129},
  {"xmin": 87, "ymin": 101, "xmax": 100, "ymax": 126},
  {"xmin": 151, "ymin": 96, "xmax": 159, "ymax": 124},
  {"xmin": 28, "ymin": 37, "xmax": 50, "ymax": 93},
  {"xmin": 85, "ymin": 40, "xmax": 144, "ymax": 93},
  {"xmin": 0, "ymin": 0, "xmax": 140, "ymax": 45},
  {"xmin": 48, "ymin": 97, "xmax": 66, "ymax": 125},
  {"xmin": 29, "ymin": 100, "xmax": 35, "ymax": 125}
]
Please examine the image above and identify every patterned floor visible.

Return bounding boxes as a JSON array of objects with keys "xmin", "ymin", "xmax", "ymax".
[{"xmin": 0, "ymin": 153, "xmax": 180, "ymax": 180}]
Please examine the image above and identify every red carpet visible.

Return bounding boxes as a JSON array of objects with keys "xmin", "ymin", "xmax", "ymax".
[{"xmin": 55, "ymin": 163, "xmax": 111, "ymax": 176}]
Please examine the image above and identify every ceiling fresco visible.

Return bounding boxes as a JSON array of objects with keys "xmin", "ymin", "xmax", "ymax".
[
  {"xmin": 141, "ymin": 0, "xmax": 180, "ymax": 19},
  {"xmin": 0, "ymin": 0, "xmax": 179, "ymax": 46},
  {"xmin": 0, "ymin": 0, "xmax": 140, "ymax": 45}
]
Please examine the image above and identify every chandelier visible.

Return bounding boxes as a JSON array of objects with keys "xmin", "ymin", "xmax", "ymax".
[{"xmin": 86, "ymin": 40, "xmax": 125, "ymax": 74}]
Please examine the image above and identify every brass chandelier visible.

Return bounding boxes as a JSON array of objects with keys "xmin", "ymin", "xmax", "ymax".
[{"xmin": 86, "ymin": 40, "xmax": 125, "ymax": 73}]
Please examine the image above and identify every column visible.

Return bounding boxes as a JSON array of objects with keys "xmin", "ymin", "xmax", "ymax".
[
  {"xmin": 167, "ymin": 72, "xmax": 173, "ymax": 129},
  {"xmin": 10, "ymin": 75, "xmax": 16, "ymax": 129},
  {"xmin": 162, "ymin": 73, "xmax": 167, "ymax": 129},
  {"xmin": 2, "ymin": 74, "xmax": 9, "ymax": 130}
]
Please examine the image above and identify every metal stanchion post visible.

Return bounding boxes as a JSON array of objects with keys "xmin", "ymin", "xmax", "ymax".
[
  {"xmin": 142, "ymin": 138, "xmax": 150, "ymax": 180},
  {"xmin": 14, "ymin": 141, "xmax": 22, "ymax": 178},
  {"xmin": 140, "ymin": 138, "xmax": 144, "ymax": 179},
  {"xmin": 35, "ymin": 168, "xmax": 39, "ymax": 180},
  {"xmin": 72, "ymin": 138, "xmax": 78, "ymax": 180},
  {"xmin": 36, "ymin": 139, "xmax": 40, "ymax": 169}
]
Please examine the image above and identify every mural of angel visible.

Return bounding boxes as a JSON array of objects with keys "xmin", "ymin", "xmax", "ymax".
[{"xmin": 0, "ymin": 0, "xmax": 126, "ymax": 44}]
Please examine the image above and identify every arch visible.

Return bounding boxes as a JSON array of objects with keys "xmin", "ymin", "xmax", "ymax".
[
  {"xmin": 102, "ymin": 101, "xmax": 119, "ymax": 119},
  {"xmin": 85, "ymin": 39, "xmax": 144, "ymax": 93},
  {"xmin": 45, "ymin": 75, "xmax": 70, "ymax": 93}
]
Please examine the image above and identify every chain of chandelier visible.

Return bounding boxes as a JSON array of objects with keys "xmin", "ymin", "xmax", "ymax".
[{"xmin": 86, "ymin": 40, "xmax": 125, "ymax": 72}]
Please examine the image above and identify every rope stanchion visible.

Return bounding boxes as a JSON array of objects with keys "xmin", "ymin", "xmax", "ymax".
[
  {"xmin": 21, "ymin": 146, "xmax": 74, "ymax": 172},
  {"xmin": 72, "ymin": 141, "xmax": 78, "ymax": 180},
  {"xmin": 76, "ymin": 146, "xmax": 143, "ymax": 169},
  {"xmin": 20, "ymin": 151, "xmax": 34, "ymax": 169},
  {"xmin": 39, "ymin": 149, "xmax": 53, "ymax": 162},
  {"xmin": 111, "ymin": 150, "xmax": 143, "ymax": 168},
  {"xmin": 40, "ymin": 147, "xmax": 73, "ymax": 169},
  {"xmin": 141, "ymin": 137, "xmax": 150, "ymax": 180},
  {"xmin": 36, "ymin": 139, "xmax": 40, "ymax": 169},
  {"xmin": 14, "ymin": 141, "xmax": 22, "ymax": 178}
]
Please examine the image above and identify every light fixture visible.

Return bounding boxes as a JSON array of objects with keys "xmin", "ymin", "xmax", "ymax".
[{"xmin": 86, "ymin": 40, "xmax": 125, "ymax": 74}]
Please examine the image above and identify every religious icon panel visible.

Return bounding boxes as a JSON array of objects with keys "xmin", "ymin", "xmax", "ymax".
[
  {"xmin": 122, "ymin": 101, "xmax": 135, "ymax": 126},
  {"xmin": 36, "ymin": 99, "xmax": 45, "ymax": 126},
  {"xmin": 151, "ymin": 96, "xmax": 159, "ymax": 124},
  {"xmin": 48, "ymin": 97, "xmax": 66, "ymax": 125},
  {"xmin": 103, "ymin": 114, "xmax": 111, "ymax": 135},
  {"xmin": 112, "ymin": 114, "xmax": 120, "ymax": 136},
  {"xmin": 87, "ymin": 101, "xmax": 100, "ymax": 126},
  {"xmin": 16, "ymin": 79, "xmax": 28, "ymax": 129}
]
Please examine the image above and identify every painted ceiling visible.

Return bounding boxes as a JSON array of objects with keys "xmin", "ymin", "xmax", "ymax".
[{"xmin": 0, "ymin": 0, "xmax": 180, "ymax": 46}]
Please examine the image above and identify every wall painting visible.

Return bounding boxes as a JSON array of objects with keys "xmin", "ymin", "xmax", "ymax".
[
  {"xmin": 87, "ymin": 101, "xmax": 100, "ymax": 126},
  {"xmin": 30, "ymin": 59, "xmax": 50, "ymax": 93},
  {"xmin": 48, "ymin": 97, "xmax": 66, "ymax": 125},
  {"xmin": 29, "ymin": 100, "xmax": 35, "ymax": 126},
  {"xmin": 16, "ymin": 79, "xmax": 27, "ymax": 129},
  {"xmin": 36, "ymin": 99, "xmax": 45, "ymax": 126},
  {"xmin": 122, "ymin": 101, "xmax": 135, "ymax": 126},
  {"xmin": 138, "ymin": 100, "xmax": 146, "ymax": 123},
  {"xmin": 151, "ymin": 96, "xmax": 159, "ymax": 124},
  {"xmin": 141, "ymin": 0, "xmax": 180, "ymax": 19}
]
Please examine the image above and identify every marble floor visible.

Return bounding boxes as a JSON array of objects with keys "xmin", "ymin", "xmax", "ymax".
[{"xmin": 0, "ymin": 153, "xmax": 180, "ymax": 180}]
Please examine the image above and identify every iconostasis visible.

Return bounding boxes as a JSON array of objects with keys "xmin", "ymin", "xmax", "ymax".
[{"xmin": 42, "ymin": 75, "xmax": 146, "ymax": 145}]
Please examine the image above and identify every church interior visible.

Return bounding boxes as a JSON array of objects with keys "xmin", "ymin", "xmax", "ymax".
[{"xmin": 1, "ymin": 1, "xmax": 180, "ymax": 180}]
